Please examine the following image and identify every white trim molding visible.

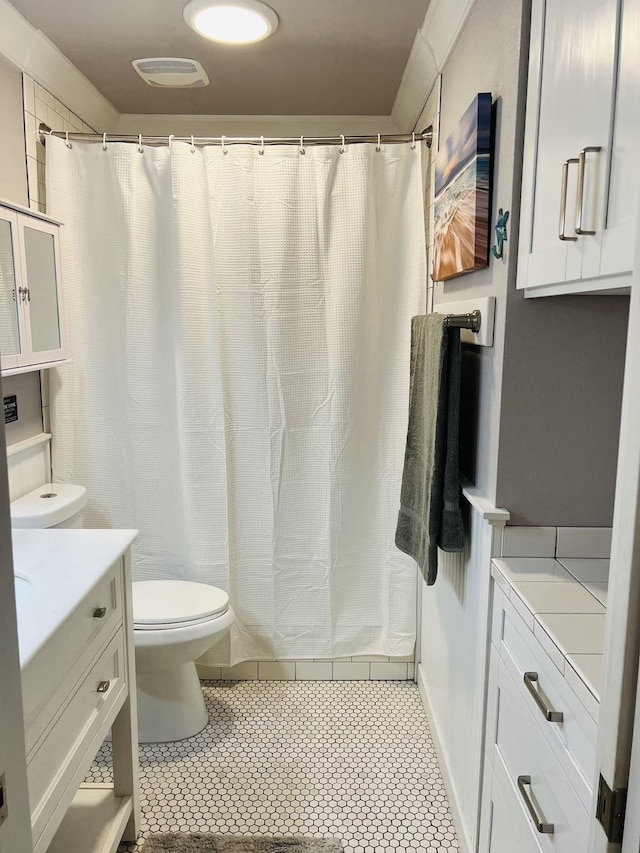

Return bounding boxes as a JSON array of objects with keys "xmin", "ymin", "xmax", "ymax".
[
  {"xmin": 6, "ymin": 432, "xmax": 51, "ymax": 458},
  {"xmin": 392, "ymin": 0, "xmax": 478, "ymax": 131},
  {"xmin": 417, "ymin": 665, "xmax": 472, "ymax": 853},
  {"xmin": 462, "ymin": 479, "xmax": 510, "ymax": 525}
]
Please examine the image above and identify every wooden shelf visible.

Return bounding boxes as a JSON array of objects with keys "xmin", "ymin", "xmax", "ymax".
[{"xmin": 46, "ymin": 786, "xmax": 133, "ymax": 853}]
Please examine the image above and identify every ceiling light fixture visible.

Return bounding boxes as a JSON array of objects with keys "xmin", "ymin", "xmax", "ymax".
[{"xmin": 183, "ymin": 0, "xmax": 279, "ymax": 44}]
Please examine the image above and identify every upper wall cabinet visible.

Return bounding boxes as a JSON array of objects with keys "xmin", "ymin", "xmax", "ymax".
[
  {"xmin": 0, "ymin": 200, "xmax": 67, "ymax": 375},
  {"xmin": 517, "ymin": 0, "xmax": 640, "ymax": 297}
]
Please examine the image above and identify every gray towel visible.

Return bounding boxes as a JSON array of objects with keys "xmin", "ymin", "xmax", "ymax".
[{"xmin": 395, "ymin": 314, "xmax": 464, "ymax": 585}]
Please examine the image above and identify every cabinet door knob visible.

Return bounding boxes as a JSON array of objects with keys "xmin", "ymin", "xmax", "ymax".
[
  {"xmin": 97, "ymin": 680, "xmax": 111, "ymax": 694},
  {"xmin": 93, "ymin": 607, "xmax": 107, "ymax": 619}
]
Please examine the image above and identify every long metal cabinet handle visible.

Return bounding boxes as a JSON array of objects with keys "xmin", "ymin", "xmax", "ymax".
[
  {"xmin": 517, "ymin": 775, "xmax": 555, "ymax": 834},
  {"xmin": 524, "ymin": 672, "xmax": 564, "ymax": 722},
  {"xmin": 559, "ymin": 158, "xmax": 579, "ymax": 241},
  {"xmin": 575, "ymin": 146, "xmax": 602, "ymax": 235}
]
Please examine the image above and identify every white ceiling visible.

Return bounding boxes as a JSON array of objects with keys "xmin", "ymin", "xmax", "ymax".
[{"xmin": 9, "ymin": 0, "xmax": 430, "ymax": 115}]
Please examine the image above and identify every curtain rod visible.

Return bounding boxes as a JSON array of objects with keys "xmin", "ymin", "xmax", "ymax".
[{"xmin": 38, "ymin": 122, "xmax": 433, "ymax": 149}]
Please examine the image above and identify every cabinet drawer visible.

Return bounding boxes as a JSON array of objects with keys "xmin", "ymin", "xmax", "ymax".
[
  {"xmin": 496, "ymin": 593, "xmax": 597, "ymax": 810},
  {"xmin": 494, "ymin": 654, "xmax": 589, "ymax": 853},
  {"xmin": 28, "ymin": 628, "xmax": 127, "ymax": 846},
  {"xmin": 482, "ymin": 750, "xmax": 543, "ymax": 853},
  {"xmin": 22, "ymin": 559, "xmax": 123, "ymax": 743}
]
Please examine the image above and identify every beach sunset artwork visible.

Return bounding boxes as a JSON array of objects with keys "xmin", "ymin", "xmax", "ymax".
[{"xmin": 433, "ymin": 93, "xmax": 492, "ymax": 281}]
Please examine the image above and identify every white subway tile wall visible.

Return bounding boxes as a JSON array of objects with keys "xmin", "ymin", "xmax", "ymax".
[
  {"xmin": 197, "ymin": 656, "xmax": 416, "ymax": 681},
  {"xmin": 22, "ymin": 74, "xmax": 95, "ymax": 215},
  {"xmin": 556, "ymin": 527, "xmax": 613, "ymax": 559},
  {"xmin": 500, "ymin": 526, "xmax": 612, "ymax": 561},
  {"xmin": 501, "ymin": 525, "xmax": 557, "ymax": 557}
]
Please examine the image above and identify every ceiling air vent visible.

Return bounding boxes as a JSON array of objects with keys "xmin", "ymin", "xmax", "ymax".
[{"xmin": 131, "ymin": 58, "xmax": 210, "ymax": 88}]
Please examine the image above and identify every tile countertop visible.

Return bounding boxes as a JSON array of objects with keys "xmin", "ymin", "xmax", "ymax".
[
  {"xmin": 12, "ymin": 528, "xmax": 138, "ymax": 668},
  {"xmin": 491, "ymin": 556, "xmax": 609, "ymax": 718}
]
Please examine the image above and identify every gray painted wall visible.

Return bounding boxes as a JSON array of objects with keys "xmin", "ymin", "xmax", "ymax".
[
  {"xmin": 497, "ymin": 292, "xmax": 628, "ymax": 526},
  {"xmin": 0, "ymin": 55, "xmax": 44, "ymax": 447}
]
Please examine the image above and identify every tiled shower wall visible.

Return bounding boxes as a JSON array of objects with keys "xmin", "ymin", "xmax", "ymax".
[
  {"xmin": 22, "ymin": 74, "xmax": 95, "ymax": 215},
  {"xmin": 197, "ymin": 656, "xmax": 416, "ymax": 682},
  {"xmin": 21, "ymin": 76, "xmax": 418, "ymax": 679}
]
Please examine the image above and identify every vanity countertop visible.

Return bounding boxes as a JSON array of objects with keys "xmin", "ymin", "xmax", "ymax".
[
  {"xmin": 491, "ymin": 555, "xmax": 609, "ymax": 719},
  {"xmin": 12, "ymin": 528, "xmax": 137, "ymax": 668}
]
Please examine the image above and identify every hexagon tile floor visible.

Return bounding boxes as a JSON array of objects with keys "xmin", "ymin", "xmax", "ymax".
[{"xmin": 87, "ymin": 680, "xmax": 460, "ymax": 852}]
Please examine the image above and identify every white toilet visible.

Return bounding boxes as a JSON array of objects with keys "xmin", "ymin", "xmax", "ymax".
[
  {"xmin": 132, "ymin": 580, "xmax": 234, "ymax": 743},
  {"xmin": 10, "ymin": 483, "xmax": 235, "ymax": 743}
]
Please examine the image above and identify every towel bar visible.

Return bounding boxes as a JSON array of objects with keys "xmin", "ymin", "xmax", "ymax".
[{"xmin": 443, "ymin": 309, "xmax": 481, "ymax": 334}]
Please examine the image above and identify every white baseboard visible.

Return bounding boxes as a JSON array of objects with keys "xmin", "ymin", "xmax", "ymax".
[{"xmin": 417, "ymin": 663, "xmax": 473, "ymax": 853}]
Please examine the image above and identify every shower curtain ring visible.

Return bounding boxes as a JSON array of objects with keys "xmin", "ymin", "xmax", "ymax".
[
  {"xmin": 299, "ymin": 136, "xmax": 305, "ymax": 155},
  {"xmin": 376, "ymin": 133, "xmax": 381, "ymax": 152},
  {"xmin": 221, "ymin": 135, "xmax": 228, "ymax": 155},
  {"xmin": 168, "ymin": 134, "xmax": 175, "ymax": 149},
  {"xmin": 138, "ymin": 134, "xmax": 143, "ymax": 153},
  {"xmin": 340, "ymin": 134, "xmax": 346, "ymax": 153},
  {"xmin": 411, "ymin": 132, "xmax": 416, "ymax": 150},
  {"xmin": 65, "ymin": 131, "xmax": 72, "ymax": 149},
  {"xmin": 260, "ymin": 135, "xmax": 265, "ymax": 155},
  {"xmin": 102, "ymin": 132, "xmax": 107, "ymax": 151},
  {"xmin": 191, "ymin": 135, "xmax": 196, "ymax": 153}
]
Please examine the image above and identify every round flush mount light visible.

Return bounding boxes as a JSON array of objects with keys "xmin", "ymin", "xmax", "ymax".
[{"xmin": 183, "ymin": 0, "xmax": 279, "ymax": 44}]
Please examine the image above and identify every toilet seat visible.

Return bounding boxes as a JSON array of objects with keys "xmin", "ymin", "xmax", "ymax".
[{"xmin": 133, "ymin": 580, "xmax": 229, "ymax": 631}]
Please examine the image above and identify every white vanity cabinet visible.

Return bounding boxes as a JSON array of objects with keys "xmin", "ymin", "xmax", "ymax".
[
  {"xmin": 14, "ymin": 535, "xmax": 140, "ymax": 853},
  {"xmin": 0, "ymin": 200, "xmax": 67, "ymax": 375},
  {"xmin": 478, "ymin": 559, "xmax": 604, "ymax": 853},
  {"xmin": 517, "ymin": 0, "xmax": 640, "ymax": 297}
]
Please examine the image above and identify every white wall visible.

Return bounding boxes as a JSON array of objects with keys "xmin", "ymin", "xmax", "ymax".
[
  {"xmin": 431, "ymin": 0, "xmax": 530, "ymax": 505},
  {"xmin": 0, "ymin": 52, "xmax": 27, "ymax": 205},
  {"xmin": 419, "ymin": 507, "xmax": 504, "ymax": 853},
  {"xmin": 413, "ymin": 3, "xmax": 528, "ymax": 850}
]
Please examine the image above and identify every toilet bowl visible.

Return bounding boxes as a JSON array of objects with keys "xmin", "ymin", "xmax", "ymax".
[
  {"xmin": 10, "ymin": 484, "xmax": 234, "ymax": 744},
  {"xmin": 133, "ymin": 580, "xmax": 234, "ymax": 742}
]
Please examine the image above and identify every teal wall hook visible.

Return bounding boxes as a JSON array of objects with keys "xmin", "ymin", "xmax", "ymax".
[{"xmin": 491, "ymin": 209, "xmax": 510, "ymax": 260}]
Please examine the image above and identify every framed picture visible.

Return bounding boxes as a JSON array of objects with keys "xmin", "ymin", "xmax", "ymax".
[{"xmin": 433, "ymin": 93, "xmax": 492, "ymax": 282}]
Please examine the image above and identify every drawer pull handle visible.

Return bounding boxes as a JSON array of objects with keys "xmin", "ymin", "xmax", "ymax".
[
  {"xmin": 559, "ymin": 158, "xmax": 579, "ymax": 241},
  {"xmin": 517, "ymin": 775, "xmax": 554, "ymax": 834},
  {"xmin": 575, "ymin": 146, "xmax": 602, "ymax": 235},
  {"xmin": 96, "ymin": 680, "xmax": 111, "ymax": 694},
  {"xmin": 524, "ymin": 672, "xmax": 564, "ymax": 722},
  {"xmin": 93, "ymin": 607, "xmax": 107, "ymax": 619}
]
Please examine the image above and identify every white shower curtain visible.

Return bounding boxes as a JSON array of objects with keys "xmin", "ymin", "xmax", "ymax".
[{"xmin": 46, "ymin": 135, "xmax": 425, "ymax": 665}]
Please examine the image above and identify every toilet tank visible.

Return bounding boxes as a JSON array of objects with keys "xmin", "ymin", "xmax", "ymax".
[{"xmin": 10, "ymin": 483, "xmax": 88, "ymax": 529}]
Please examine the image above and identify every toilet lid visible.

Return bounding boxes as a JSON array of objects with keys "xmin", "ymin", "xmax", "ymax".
[{"xmin": 132, "ymin": 580, "xmax": 229, "ymax": 628}]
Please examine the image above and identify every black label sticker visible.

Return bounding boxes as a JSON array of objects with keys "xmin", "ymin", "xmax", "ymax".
[{"xmin": 4, "ymin": 395, "xmax": 18, "ymax": 424}]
